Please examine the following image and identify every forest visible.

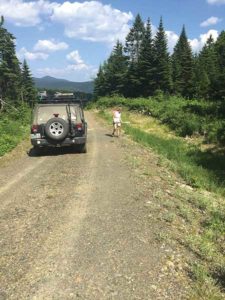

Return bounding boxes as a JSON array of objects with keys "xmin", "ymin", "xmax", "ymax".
[
  {"xmin": 0, "ymin": 17, "xmax": 37, "ymax": 156},
  {"xmin": 94, "ymin": 14, "xmax": 225, "ymax": 100},
  {"xmin": 0, "ymin": 16, "xmax": 36, "ymax": 110},
  {"xmin": 94, "ymin": 15, "xmax": 225, "ymax": 144}
]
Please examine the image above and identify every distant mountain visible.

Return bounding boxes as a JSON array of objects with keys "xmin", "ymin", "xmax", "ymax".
[{"xmin": 34, "ymin": 76, "xmax": 94, "ymax": 94}]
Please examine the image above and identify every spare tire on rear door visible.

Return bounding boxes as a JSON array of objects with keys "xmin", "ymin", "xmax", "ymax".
[{"xmin": 45, "ymin": 117, "xmax": 69, "ymax": 141}]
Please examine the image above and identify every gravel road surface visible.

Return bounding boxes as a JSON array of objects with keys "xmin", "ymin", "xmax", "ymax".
[{"xmin": 0, "ymin": 112, "xmax": 189, "ymax": 299}]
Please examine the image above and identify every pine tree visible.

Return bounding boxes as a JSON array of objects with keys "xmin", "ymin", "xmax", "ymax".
[
  {"xmin": 138, "ymin": 18, "xmax": 155, "ymax": 97},
  {"xmin": 104, "ymin": 41, "xmax": 128, "ymax": 95},
  {"xmin": 0, "ymin": 17, "xmax": 21, "ymax": 104},
  {"xmin": 124, "ymin": 14, "xmax": 145, "ymax": 63},
  {"xmin": 124, "ymin": 14, "xmax": 145, "ymax": 97},
  {"xmin": 172, "ymin": 26, "xmax": 194, "ymax": 98},
  {"xmin": 153, "ymin": 17, "xmax": 172, "ymax": 94},
  {"xmin": 21, "ymin": 60, "xmax": 37, "ymax": 107},
  {"xmin": 194, "ymin": 35, "xmax": 218, "ymax": 98},
  {"xmin": 193, "ymin": 55, "xmax": 210, "ymax": 99},
  {"xmin": 213, "ymin": 31, "xmax": 225, "ymax": 100},
  {"xmin": 94, "ymin": 63, "xmax": 108, "ymax": 98}
]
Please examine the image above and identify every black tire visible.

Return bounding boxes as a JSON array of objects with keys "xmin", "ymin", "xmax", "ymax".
[
  {"xmin": 45, "ymin": 117, "xmax": 69, "ymax": 141},
  {"xmin": 77, "ymin": 143, "xmax": 87, "ymax": 153}
]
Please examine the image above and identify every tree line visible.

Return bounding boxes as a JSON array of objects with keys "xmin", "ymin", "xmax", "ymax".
[
  {"xmin": 94, "ymin": 14, "xmax": 225, "ymax": 101},
  {"xmin": 0, "ymin": 16, "xmax": 36, "ymax": 110}
]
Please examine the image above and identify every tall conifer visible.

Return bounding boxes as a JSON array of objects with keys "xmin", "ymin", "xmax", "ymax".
[
  {"xmin": 153, "ymin": 17, "xmax": 172, "ymax": 94},
  {"xmin": 172, "ymin": 26, "xmax": 194, "ymax": 98},
  {"xmin": 0, "ymin": 17, "xmax": 21, "ymax": 104},
  {"xmin": 21, "ymin": 60, "xmax": 37, "ymax": 107},
  {"xmin": 139, "ymin": 18, "xmax": 155, "ymax": 96},
  {"xmin": 94, "ymin": 63, "xmax": 108, "ymax": 98},
  {"xmin": 124, "ymin": 14, "xmax": 145, "ymax": 62},
  {"xmin": 105, "ymin": 41, "xmax": 128, "ymax": 95},
  {"xmin": 213, "ymin": 31, "xmax": 225, "ymax": 100},
  {"xmin": 194, "ymin": 35, "xmax": 217, "ymax": 98},
  {"xmin": 124, "ymin": 14, "xmax": 145, "ymax": 97}
]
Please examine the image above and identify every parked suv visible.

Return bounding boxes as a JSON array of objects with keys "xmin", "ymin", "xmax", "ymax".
[{"xmin": 31, "ymin": 95, "xmax": 87, "ymax": 153}]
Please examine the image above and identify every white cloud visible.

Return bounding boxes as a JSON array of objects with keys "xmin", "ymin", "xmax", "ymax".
[
  {"xmin": 166, "ymin": 31, "xmax": 179, "ymax": 52},
  {"xmin": 17, "ymin": 47, "xmax": 49, "ymax": 60},
  {"xmin": 34, "ymin": 39, "xmax": 69, "ymax": 52},
  {"xmin": 36, "ymin": 49, "xmax": 97, "ymax": 81},
  {"xmin": 189, "ymin": 29, "xmax": 219, "ymax": 52},
  {"xmin": 37, "ymin": 50, "xmax": 98, "ymax": 81},
  {"xmin": 36, "ymin": 65, "xmax": 97, "ymax": 81},
  {"xmin": 0, "ymin": 0, "xmax": 56, "ymax": 26},
  {"xmin": 66, "ymin": 50, "xmax": 90, "ymax": 71},
  {"xmin": 163, "ymin": 29, "xmax": 219, "ymax": 53},
  {"xmin": 67, "ymin": 50, "xmax": 84, "ymax": 64},
  {"xmin": 51, "ymin": 1, "xmax": 133, "ymax": 43},
  {"xmin": 207, "ymin": 0, "xmax": 225, "ymax": 4},
  {"xmin": 1, "ymin": 1, "xmax": 132, "ymax": 44},
  {"xmin": 200, "ymin": 16, "xmax": 222, "ymax": 27}
]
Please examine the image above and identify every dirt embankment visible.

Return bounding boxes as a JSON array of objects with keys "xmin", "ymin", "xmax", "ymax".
[{"xmin": 0, "ymin": 112, "xmax": 192, "ymax": 299}]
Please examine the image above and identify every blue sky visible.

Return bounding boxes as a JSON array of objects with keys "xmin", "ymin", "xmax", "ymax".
[{"xmin": 1, "ymin": 0, "xmax": 224, "ymax": 82}]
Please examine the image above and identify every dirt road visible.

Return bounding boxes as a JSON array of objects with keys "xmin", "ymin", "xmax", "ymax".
[{"xmin": 0, "ymin": 112, "xmax": 190, "ymax": 299}]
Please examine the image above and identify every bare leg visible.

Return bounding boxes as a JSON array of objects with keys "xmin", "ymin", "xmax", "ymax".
[
  {"xmin": 112, "ymin": 124, "xmax": 116, "ymax": 136},
  {"xmin": 118, "ymin": 126, "xmax": 121, "ymax": 137}
]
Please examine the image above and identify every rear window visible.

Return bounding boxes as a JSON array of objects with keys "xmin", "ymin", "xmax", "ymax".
[{"xmin": 34, "ymin": 105, "xmax": 81, "ymax": 124}]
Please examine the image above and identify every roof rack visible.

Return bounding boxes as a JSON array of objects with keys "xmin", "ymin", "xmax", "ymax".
[{"xmin": 38, "ymin": 97, "xmax": 83, "ymax": 105}]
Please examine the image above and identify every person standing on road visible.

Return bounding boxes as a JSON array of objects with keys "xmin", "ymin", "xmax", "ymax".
[{"xmin": 112, "ymin": 108, "xmax": 122, "ymax": 137}]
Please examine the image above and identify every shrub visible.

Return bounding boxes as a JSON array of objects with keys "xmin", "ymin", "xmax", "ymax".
[
  {"xmin": 93, "ymin": 95, "xmax": 224, "ymax": 144},
  {"xmin": 0, "ymin": 104, "xmax": 31, "ymax": 156}
]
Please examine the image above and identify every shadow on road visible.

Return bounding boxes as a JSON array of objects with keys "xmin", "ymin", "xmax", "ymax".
[
  {"xmin": 105, "ymin": 133, "xmax": 114, "ymax": 138},
  {"xmin": 28, "ymin": 146, "xmax": 82, "ymax": 157}
]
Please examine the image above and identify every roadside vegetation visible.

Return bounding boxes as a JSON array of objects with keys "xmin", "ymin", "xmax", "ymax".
[
  {"xmin": 93, "ymin": 13, "xmax": 225, "ymax": 297},
  {"xmin": 94, "ymin": 95, "xmax": 225, "ymax": 144},
  {"xmin": 0, "ymin": 105, "xmax": 31, "ymax": 157},
  {"xmin": 90, "ymin": 100, "xmax": 225, "ymax": 299},
  {"xmin": 92, "ymin": 96, "xmax": 225, "ymax": 194},
  {"xmin": 0, "ymin": 16, "xmax": 36, "ymax": 157}
]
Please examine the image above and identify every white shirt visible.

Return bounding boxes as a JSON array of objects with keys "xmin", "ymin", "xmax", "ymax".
[{"xmin": 113, "ymin": 111, "xmax": 121, "ymax": 123}]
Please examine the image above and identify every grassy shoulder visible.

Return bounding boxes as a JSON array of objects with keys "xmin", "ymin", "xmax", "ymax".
[
  {"xmin": 94, "ymin": 107, "xmax": 225, "ymax": 299},
  {"xmin": 0, "ymin": 105, "xmax": 31, "ymax": 157},
  {"xmin": 98, "ymin": 109, "xmax": 225, "ymax": 196},
  {"xmin": 91, "ymin": 95, "xmax": 225, "ymax": 144}
]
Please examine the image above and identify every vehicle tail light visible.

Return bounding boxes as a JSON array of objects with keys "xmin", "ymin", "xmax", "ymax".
[
  {"xmin": 32, "ymin": 125, "xmax": 38, "ymax": 133},
  {"xmin": 76, "ymin": 123, "xmax": 83, "ymax": 130}
]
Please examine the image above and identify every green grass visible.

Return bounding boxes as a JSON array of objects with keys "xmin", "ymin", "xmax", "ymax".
[
  {"xmin": 0, "ymin": 105, "xmax": 31, "ymax": 156},
  {"xmin": 96, "ymin": 108, "xmax": 225, "ymax": 299},
  {"xmin": 98, "ymin": 109, "xmax": 225, "ymax": 195},
  {"xmin": 189, "ymin": 264, "xmax": 224, "ymax": 300},
  {"xmin": 91, "ymin": 95, "xmax": 225, "ymax": 144}
]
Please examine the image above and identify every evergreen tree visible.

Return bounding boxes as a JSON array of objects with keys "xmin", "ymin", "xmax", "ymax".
[
  {"xmin": 124, "ymin": 14, "xmax": 145, "ymax": 97},
  {"xmin": 153, "ymin": 17, "xmax": 172, "ymax": 93},
  {"xmin": 124, "ymin": 13, "xmax": 145, "ymax": 62},
  {"xmin": 213, "ymin": 31, "xmax": 225, "ymax": 100},
  {"xmin": 21, "ymin": 60, "xmax": 37, "ymax": 107},
  {"xmin": 172, "ymin": 26, "xmax": 194, "ymax": 98},
  {"xmin": 194, "ymin": 35, "xmax": 217, "ymax": 98},
  {"xmin": 104, "ymin": 41, "xmax": 128, "ymax": 95},
  {"xmin": 193, "ymin": 55, "xmax": 210, "ymax": 99},
  {"xmin": 94, "ymin": 63, "xmax": 108, "ymax": 98},
  {"xmin": 138, "ymin": 18, "xmax": 155, "ymax": 97},
  {"xmin": 0, "ymin": 17, "xmax": 21, "ymax": 104}
]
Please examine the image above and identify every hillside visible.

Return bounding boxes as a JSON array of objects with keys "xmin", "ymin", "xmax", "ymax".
[{"xmin": 34, "ymin": 76, "xmax": 94, "ymax": 93}]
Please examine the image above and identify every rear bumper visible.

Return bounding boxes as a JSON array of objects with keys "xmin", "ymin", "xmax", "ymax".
[{"xmin": 31, "ymin": 137, "xmax": 86, "ymax": 147}]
